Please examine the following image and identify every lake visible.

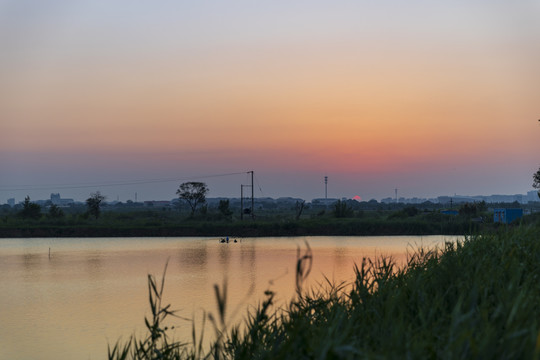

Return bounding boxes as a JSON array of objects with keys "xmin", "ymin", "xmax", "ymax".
[{"xmin": 0, "ymin": 235, "xmax": 459, "ymax": 359}]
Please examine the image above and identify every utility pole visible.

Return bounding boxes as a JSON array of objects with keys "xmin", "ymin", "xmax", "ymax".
[
  {"xmin": 240, "ymin": 184, "xmax": 244, "ymax": 220},
  {"xmin": 325, "ymin": 176, "xmax": 328, "ymax": 199},
  {"xmin": 240, "ymin": 171, "xmax": 255, "ymax": 220},
  {"xmin": 250, "ymin": 170, "xmax": 254, "ymax": 220}
]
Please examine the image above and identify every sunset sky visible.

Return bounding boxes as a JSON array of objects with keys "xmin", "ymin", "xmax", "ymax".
[{"xmin": 1, "ymin": 0, "xmax": 539, "ymax": 203}]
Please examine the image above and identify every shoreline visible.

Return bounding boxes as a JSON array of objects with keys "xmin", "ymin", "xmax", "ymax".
[{"xmin": 0, "ymin": 219, "xmax": 479, "ymax": 238}]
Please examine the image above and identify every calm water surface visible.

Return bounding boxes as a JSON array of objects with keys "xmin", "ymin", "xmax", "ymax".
[{"xmin": 0, "ymin": 235, "xmax": 459, "ymax": 359}]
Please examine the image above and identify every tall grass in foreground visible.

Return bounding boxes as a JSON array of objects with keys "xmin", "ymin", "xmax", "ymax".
[{"xmin": 110, "ymin": 224, "xmax": 540, "ymax": 359}]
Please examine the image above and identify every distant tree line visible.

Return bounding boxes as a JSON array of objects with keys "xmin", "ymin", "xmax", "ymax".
[{"xmin": 3, "ymin": 165, "xmax": 539, "ymax": 225}]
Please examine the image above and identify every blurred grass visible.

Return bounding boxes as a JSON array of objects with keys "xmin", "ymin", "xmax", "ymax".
[{"xmin": 110, "ymin": 220, "xmax": 540, "ymax": 359}]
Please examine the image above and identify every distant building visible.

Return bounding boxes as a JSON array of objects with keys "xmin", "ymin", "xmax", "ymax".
[
  {"xmin": 144, "ymin": 201, "xmax": 171, "ymax": 207},
  {"xmin": 493, "ymin": 208, "xmax": 523, "ymax": 224},
  {"xmin": 7, "ymin": 198, "xmax": 15, "ymax": 207},
  {"xmin": 311, "ymin": 198, "xmax": 338, "ymax": 206},
  {"xmin": 438, "ymin": 196, "xmax": 474, "ymax": 204},
  {"xmin": 482, "ymin": 194, "xmax": 524, "ymax": 204},
  {"xmin": 50, "ymin": 193, "xmax": 74, "ymax": 206},
  {"xmin": 436, "ymin": 194, "xmax": 529, "ymax": 204},
  {"xmin": 276, "ymin": 197, "xmax": 304, "ymax": 204},
  {"xmin": 527, "ymin": 190, "xmax": 539, "ymax": 203}
]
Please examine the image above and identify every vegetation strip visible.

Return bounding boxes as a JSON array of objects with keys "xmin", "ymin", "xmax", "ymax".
[
  {"xmin": 110, "ymin": 220, "xmax": 540, "ymax": 359},
  {"xmin": 3, "ymin": 201, "xmax": 533, "ymax": 238}
]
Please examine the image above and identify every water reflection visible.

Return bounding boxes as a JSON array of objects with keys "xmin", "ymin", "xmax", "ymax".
[
  {"xmin": 239, "ymin": 242, "xmax": 256, "ymax": 290},
  {"xmin": 86, "ymin": 252, "xmax": 104, "ymax": 279},
  {"xmin": 21, "ymin": 253, "xmax": 45, "ymax": 282},
  {"xmin": 176, "ymin": 245, "xmax": 208, "ymax": 269},
  {"xmin": 22, "ymin": 252, "xmax": 42, "ymax": 268},
  {"xmin": 217, "ymin": 243, "xmax": 231, "ymax": 270},
  {"xmin": 332, "ymin": 246, "xmax": 348, "ymax": 267},
  {"xmin": 0, "ymin": 235, "xmax": 458, "ymax": 360}
]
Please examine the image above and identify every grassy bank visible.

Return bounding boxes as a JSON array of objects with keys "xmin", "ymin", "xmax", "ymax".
[{"xmin": 110, "ymin": 221, "xmax": 540, "ymax": 359}]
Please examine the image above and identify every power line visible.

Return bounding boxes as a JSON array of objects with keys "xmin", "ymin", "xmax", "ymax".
[
  {"xmin": 0, "ymin": 171, "xmax": 248, "ymax": 192},
  {"xmin": 254, "ymin": 173, "xmax": 264, "ymax": 195}
]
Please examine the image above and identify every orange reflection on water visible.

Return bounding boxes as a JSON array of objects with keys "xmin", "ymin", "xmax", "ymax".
[{"xmin": 0, "ymin": 235, "xmax": 459, "ymax": 360}]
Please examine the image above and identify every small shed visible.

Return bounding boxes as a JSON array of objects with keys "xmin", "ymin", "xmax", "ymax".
[{"xmin": 493, "ymin": 208, "xmax": 523, "ymax": 224}]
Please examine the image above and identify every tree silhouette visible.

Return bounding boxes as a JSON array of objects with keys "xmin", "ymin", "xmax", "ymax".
[
  {"xmin": 534, "ymin": 168, "xmax": 540, "ymax": 199},
  {"xmin": 176, "ymin": 182, "xmax": 209, "ymax": 216},
  {"xmin": 19, "ymin": 196, "xmax": 42, "ymax": 219},
  {"xmin": 218, "ymin": 199, "xmax": 233, "ymax": 219},
  {"xmin": 47, "ymin": 204, "xmax": 64, "ymax": 219},
  {"xmin": 333, "ymin": 200, "xmax": 353, "ymax": 218},
  {"xmin": 86, "ymin": 191, "xmax": 105, "ymax": 219}
]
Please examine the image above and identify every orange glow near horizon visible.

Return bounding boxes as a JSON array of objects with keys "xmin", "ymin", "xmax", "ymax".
[{"xmin": 1, "ymin": 1, "xmax": 539, "ymax": 200}]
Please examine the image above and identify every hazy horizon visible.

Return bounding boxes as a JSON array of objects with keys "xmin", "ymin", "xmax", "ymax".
[
  {"xmin": 1, "ymin": 1, "xmax": 539, "ymax": 203},
  {"xmin": 0, "ymin": 169, "xmax": 537, "ymax": 204}
]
